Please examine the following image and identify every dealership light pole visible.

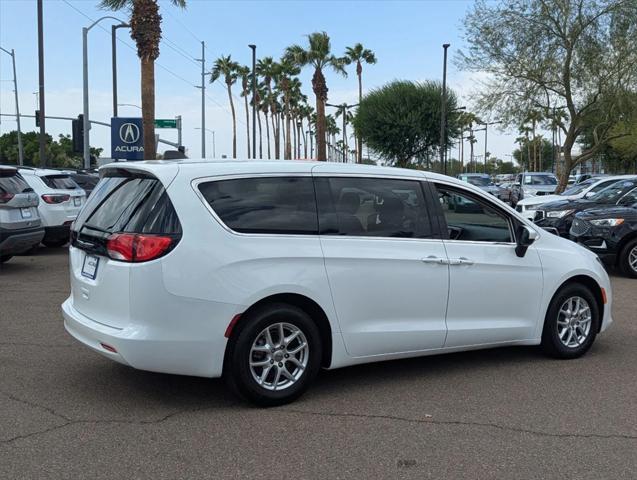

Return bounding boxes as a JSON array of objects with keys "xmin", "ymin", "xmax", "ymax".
[
  {"xmin": 440, "ymin": 43, "xmax": 450, "ymax": 175},
  {"xmin": 111, "ymin": 22, "xmax": 130, "ymax": 117},
  {"xmin": 83, "ymin": 15, "xmax": 125, "ymax": 168},
  {"xmin": 481, "ymin": 120, "xmax": 502, "ymax": 171},
  {"xmin": 0, "ymin": 46, "xmax": 24, "ymax": 165},
  {"xmin": 195, "ymin": 127, "xmax": 215, "ymax": 158},
  {"xmin": 37, "ymin": 0, "xmax": 46, "ymax": 167},
  {"xmin": 249, "ymin": 44, "xmax": 257, "ymax": 159}
]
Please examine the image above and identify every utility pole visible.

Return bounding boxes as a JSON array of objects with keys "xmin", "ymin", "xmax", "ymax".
[
  {"xmin": 440, "ymin": 43, "xmax": 450, "ymax": 175},
  {"xmin": 111, "ymin": 23, "xmax": 129, "ymax": 117},
  {"xmin": 249, "ymin": 44, "xmax": 256, "ymax": 159},
  {"xmin": 0, "ymin": 47, "xmax": 24, "ymax": 165},
  {"xmin": 195, "ymin": 41, "xmax": 211, "ymax": 158},
  {"xmin": 37, "ymin": 0, "xmax": 46, "ymax": 167},
  {"xmin": 176, "ymin": 115, "xmax": 182, "ymax": 147}
]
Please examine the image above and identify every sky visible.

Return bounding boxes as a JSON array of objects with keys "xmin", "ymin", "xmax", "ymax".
[{"xmin": 0, "ymin": 0, "xmax": 518, "ymax": 162}]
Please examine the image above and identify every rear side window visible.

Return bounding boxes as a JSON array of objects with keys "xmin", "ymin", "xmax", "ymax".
[
  {"xmin": 198, "ymin": 177, "xmax": 318, "ymax": 234},
  {"xmin": 74, "ymin": 174, "xmax": 181, "ymax": 234},
  {"xmin": 41, "ymin": 175, "xmax": 79, "ymax": 190},
  {"xmin": 316, "ymin": 177, "xmax": 434, "ymax": 238},
  {"xmin": 0, "ymin": 171, "xmax": 31, "ymax": 195}
]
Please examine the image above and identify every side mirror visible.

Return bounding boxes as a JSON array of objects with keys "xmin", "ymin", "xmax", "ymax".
[
  {"xmin": 515, "ymin": 225, "xmax": 538, "ymax": 257},
  {"xmin": 584, "ymin": 191, "xmax": 594, "ymax": 199}
]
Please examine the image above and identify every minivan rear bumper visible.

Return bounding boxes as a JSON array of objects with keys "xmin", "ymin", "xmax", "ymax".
[{"xmin": 62, "ymin": 297, "xmax": 229, "ymax": 378}]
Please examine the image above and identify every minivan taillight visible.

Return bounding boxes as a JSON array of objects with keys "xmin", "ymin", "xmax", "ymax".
[
  {"xmin": 106, "ymin": 233, "xmax": 174, "ymax": 262},
  {"xmin": 0, "ymin": 192, "xmax": 14, "ymax": 203},
  {"xmin": 42, "ymin": 194, "xmax": 70, "ymax": 204}
]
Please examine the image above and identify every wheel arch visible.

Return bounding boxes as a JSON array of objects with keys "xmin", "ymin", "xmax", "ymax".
[
  {"xmin": 550, "ymin": 275, "xmax": 605, "ymax": 333},
  {"xmin": 616, "ymin": 231, "xmax": 637, "ymax": 265},
  {"xmin": 226, "ymin": 293, "xmax": 333, "ymax": 368}
]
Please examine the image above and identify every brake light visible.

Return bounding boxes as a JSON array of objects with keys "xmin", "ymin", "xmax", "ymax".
[
  {"xmin": 0, "ymin": 192, "xmax": 14, "ymax": 203},
  {"xmin": 106, "ymin": 233, "xmax": 174, "ymax": 262},
  {"xmin": 41, "ymin": 194, "xmax": 70, "ymax": 204}
]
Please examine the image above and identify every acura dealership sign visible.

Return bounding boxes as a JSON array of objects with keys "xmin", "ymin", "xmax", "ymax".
[{"xmin": 111, "ymin": 117, "xmax": 144, "ymax": 160}]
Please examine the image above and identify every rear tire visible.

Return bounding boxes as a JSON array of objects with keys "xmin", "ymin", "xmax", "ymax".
[
  {"xmin": 541, "ymin": 283, "xmax": 599, "ymax": 359},
  {"xmin": 619, "ymin": 238, "xmax": 637, "ymax": 279},
  {"xmin": 0, "ymin": 255, "xmax": 12, "ymax": 263},
  {"xmin": 224, "ymin": 303, "xmax": 322, "ymax": 407}
]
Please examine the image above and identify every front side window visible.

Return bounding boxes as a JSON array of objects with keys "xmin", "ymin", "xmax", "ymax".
[
  {"xmin": 435, "ymin": 184, "xmax": 512, "ymax": 243},
  {"xmin": 318, "ymin": 177, "xmax": 433, "ymax": 238},
  {"xmin": 198, "ymin": 176, "xmax": 318, "ymax": 235},
  {"xmin": 618, "ymin": 188, "xmax": 637, "ymax": 206}
]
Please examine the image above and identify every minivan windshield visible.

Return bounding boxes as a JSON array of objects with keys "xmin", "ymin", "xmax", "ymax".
[
  {"xmin": 590, "ymin": 180, "xmax": 636, "ymax": 203},
  {"xmin": 524, "ymin": 174, "xmax": 557, "ymax": 185}
]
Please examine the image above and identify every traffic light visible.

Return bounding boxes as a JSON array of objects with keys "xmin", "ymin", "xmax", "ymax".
[
  {"xmin": 72, "ymin": 114, "xmax": 84, "ymax": 153},
  {"xmin": 35, "ymin": 110, "xmax": 40, "ymax": 127}
]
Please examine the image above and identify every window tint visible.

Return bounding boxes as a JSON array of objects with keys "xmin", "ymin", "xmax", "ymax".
[
  {"xmin": 74, "ymin": 176, "xmax": 181, "ymax": 234},
  {"xmin": 619, "ymin": 188, "xmax": 637, "ymax": 205},
  {"xmin": 0, "ymin": 171, "xmax": 31, "ymax": 194},
  {"xmin": 41, "ymin": 174, "xmax": 79, "ymax": 190},
  {"xmin": 436, "ymin": 185, "xmax": 512, "ymax": 242},
  {"xmin": 319, "ymin": 177, "xmax": 433, "ymax": 238},
  {"xmin": 198, "ymin": 177, "xmax": 318, "ymax": 234}
]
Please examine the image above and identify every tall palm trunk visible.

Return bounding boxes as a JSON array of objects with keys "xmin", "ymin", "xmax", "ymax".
[
  {"xmin": 264, "ymin": 110, "xmax": 271, "ymax": 159},
  {"xmin": 291, "ymin": 115, "xmax": 297, "ymax": 159},
  {"xmin": 141, "ymin": 58, "xmax": 156, "ymax": 159},
  {"xmin": 243, "ymin": 95, "xmax": 250, "ymax": 158},
  {"xmin": 226, "ymin": 81, "xmax": 237, "ymax": 158},
  {"xmin": 297, "ymin": 119, "xmax": 302, "ymax": 158},
  {"xmin": 284, "ymin": 89, "xmax": 292, "ymax": 160},
  {"xmin": 312, "ymin": 68, "xmax": 328, "ymax": 161},
  {"xmin": 257, "ymin": 109, "xmax": 263, "ymax": 159},
  {"xmin": 356, "ymin": 61, "xmax": 363, "ymax": 164}
]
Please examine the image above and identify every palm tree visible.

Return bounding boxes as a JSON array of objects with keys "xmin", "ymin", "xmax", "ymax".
[
  {"xmin": 258, "ymin": 85, "xmax": 271, "ymax": 159},
  {"xmin": 211, "ymin": 55, "xmax": 239, "ymax": 158},
  {"xmin": 256, "ymin": 57, "xmax": 281, "ymax": 158},
  {"xmin": 285, "ymin": 32, "xmax": 347, "ymax": 161},
  {"xmin": 100, "ymin": 0, "xmax": 186, "ymax": 160},
  {"xmin": 276, "ymin": 58, "xmax": 301, "ymax": 159},
  {"xmin": 237, "ymin": 65, "xmax": 251, "ymax": 157},
  {"xmin": 344, "ymin": 43, "xmax": 376, "ymax": 163}
]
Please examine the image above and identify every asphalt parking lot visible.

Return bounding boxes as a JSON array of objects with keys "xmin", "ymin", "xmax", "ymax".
[{"xmin": 1, "ymin": 248, "xmax": 636, "ymax": 479}]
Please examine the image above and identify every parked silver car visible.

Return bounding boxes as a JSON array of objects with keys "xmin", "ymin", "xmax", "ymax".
[{"xmin": 0, "ymin": 166, "xmax": 44, "ymax": 263}]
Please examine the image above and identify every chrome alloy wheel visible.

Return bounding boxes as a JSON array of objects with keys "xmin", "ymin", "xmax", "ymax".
[
  {"xmin": 629, "ymin": 245, "xmax": 637, "ymax": 273},
  {"xmin": 249, "ymin": 322, "xmax": 309, "ymax": 391},
  {"xmin": 557, "ymin": 296, "xmax": 592, "ymax": 348}
]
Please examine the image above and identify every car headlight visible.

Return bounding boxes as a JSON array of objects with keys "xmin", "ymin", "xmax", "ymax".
[
  {"xmin": 590, "ymin": 218, "xmax": 624, "ymax": 227},
  {"xmin": 546, "ymin": 209, "xmax": 575, "ymax": 218}
]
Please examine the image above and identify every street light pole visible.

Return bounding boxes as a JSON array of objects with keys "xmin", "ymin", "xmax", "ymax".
[
  {"xmin": 83, "ymin": 15, "xmax": 124, "ymax": 169},
  {"xmin": 111, "ymin": 22, "xmax": 129, "ymax": 117},
  {"xmin": 249, "ymin": 44, "xmax": 257, "ymax": 159},
  {"xmin": 37, "ymin": 0, "xmax": 46, "ymax": 167},
  {"xmin": 480, "ymin": 121, "xmax": 502, "ymax": 172},
  {"xmin": 0, "ymin": 47, "xmax": 24, "ymax": 165},
  {"xmin": 440, "ymin": 43, "xmax": 450, "ymax": 175}
]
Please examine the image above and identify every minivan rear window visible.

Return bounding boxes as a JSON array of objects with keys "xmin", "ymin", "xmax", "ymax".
[
  {"xmin": 198, "ymin": 177, "xmax": 318, "ymax": 235},
  {"xmin": 41, "ymin": 174, "xmax": 79, "ymax": 190},
  {"xmin": 73, "ymin": 175, "xmax": 181, "ymax": 235},
  {"xmin": 0, "ymin": 171, "xmax": 32, "ymax": 195}
]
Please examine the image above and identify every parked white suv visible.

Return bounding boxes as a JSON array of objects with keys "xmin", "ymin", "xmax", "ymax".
[
  {"xmin": 63, "ymin": 160, "xmax": 613, "ymax": 405},
  {"xmin": 515, "ymin": 175, "xmax": 630, "ymax": 220},
  {"xmin": 19, "ymin": 168, "xmax": 86, "ymax": 247}
]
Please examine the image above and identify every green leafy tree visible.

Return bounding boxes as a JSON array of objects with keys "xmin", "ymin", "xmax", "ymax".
[
  {"xmin": 100, "ymin": 0, "xmax": 186, "ymax": 160},
  {"xmin": 353, "ymin": 80, "xmax": 460, "ymax": 168},
  {"xmin": 344, "ymin": 43, "xmax": 377, "ymax": 163},
  {"xmin": 458, "ymin": 0, "xmax": 637, "ymax": 191},
  {"xmin": 0, "ymin": 131, "xmax": 101, "ymax": 167},
  {"xmin": 285, "ymin": 32, "xmax": 347, "ymax": 161},
  {"xmin": 211, "ymin": 55, "xmax": 239, "ymax": 158}
]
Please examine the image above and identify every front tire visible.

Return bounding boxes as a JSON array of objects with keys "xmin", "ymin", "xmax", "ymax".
[
  {"xmin": 541, "ymin": 284, "xmax": 599, "ymax": 359},
  {"xmin": 619, "ymin": 238, "xmax": 637, "ymax": 279},
  {"xmin": 225, "ymin": 303, "xmax": 322, "ymax": 406}
]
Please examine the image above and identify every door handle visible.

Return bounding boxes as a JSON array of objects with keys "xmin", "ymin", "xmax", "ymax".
[
  {"xmin": 421, "ymin": 255, "xmax": 447, "ymax": 265},
  {"xmin": 449, "ymin": 257, "xmax": 474, "ymax": 266}
]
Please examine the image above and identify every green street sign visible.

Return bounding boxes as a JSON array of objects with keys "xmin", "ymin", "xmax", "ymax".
[{"xmin": 154, "ymin": 119, "xmax": 177, "ymax": 129}]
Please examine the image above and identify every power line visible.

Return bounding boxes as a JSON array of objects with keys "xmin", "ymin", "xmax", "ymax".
[{"xmin": 161, "ymin": 2, "xmax": 202, "ymax": 43}]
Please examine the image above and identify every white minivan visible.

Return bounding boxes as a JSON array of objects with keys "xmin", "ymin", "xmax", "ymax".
[{"xmin": 62, "ymin": 160, "xmax": 613, "ymax": 405}]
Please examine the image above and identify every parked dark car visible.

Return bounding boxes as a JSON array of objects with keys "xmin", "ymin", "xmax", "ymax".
[
  {"xmin": 534, "ymin": 178, "xmax": 637, "ymax": 236},
  {"xmin": 570, "ymin": 206, "xmax": 637, "ymax": 278},
  {"xmin": 68, "ymin": 171, "xmax": 99, "ymax": 197}
]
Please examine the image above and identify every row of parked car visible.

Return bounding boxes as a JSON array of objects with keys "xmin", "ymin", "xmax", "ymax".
[
  {"xmin": 457, "ymin": 172, "xmax": 637, "ymax": 278},
  {"xmin": 0, "ymin": 165, "xmax": 98, "ymax": 263}
]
